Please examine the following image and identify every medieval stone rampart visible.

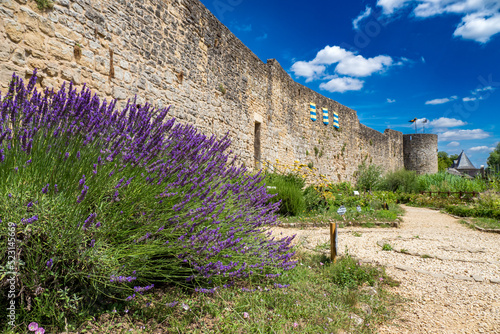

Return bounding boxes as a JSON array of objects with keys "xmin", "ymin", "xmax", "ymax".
[{"xmin": 0, "ymin": 0, "xmax": 434, "ymax": 181}]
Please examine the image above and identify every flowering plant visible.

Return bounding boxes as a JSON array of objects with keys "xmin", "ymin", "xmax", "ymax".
[{"xmin": 0, "ymin": 72, "xmax": 295, "ymax": 330}]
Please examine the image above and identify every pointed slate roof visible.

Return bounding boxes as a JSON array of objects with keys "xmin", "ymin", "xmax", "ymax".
[{"xmin": 453, "ymin": 150, "xmax": 476, "ymax": 170}]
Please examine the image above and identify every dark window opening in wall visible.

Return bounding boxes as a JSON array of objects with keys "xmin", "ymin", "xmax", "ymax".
[{"xmin": 254, "ymin": 122, "xmax": 261, "ymax": 169}]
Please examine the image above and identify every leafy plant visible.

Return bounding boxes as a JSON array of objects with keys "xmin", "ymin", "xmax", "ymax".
[
  {"xmin": 35, "ymin": 0, "xmax": 54, "ymax": 10},
  {"xmin": 382, "ymin": 243, "xmax": 393, "ymax": 251},
  {"xmin": 265, "ymin": 173, "xmax": 305, "ymax": 216},
  {"xmin": 356, "ymin": 163, "xmax": 382, "ymax": 191}
]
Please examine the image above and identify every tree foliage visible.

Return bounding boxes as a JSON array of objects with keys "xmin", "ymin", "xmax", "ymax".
[
  {"xmin": 437, "ymin": 151, "xmax": 458, "ymax": 171},
  {"xmin": 487, "ymin": 143, "xmax": 500, "ymax": 172}
]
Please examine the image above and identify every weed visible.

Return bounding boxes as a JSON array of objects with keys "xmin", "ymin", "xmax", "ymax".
[
  {"xmin": 35, "ymin": 0, "xmax": 54, "ymax": 10},
  {"xmin": 421, "ymin": 254, "xmax": 432, "ymax": 259},
  {"xmin": 382, "ymin": 243, "xmax": 393, "ymax": 251},
  {"xmin": 218, "ymin": 83, "xmax": 226, "ymax": 95},
  {"xmin": 352, "ymin": 232, "xmax": 362, "ymax": 237}
]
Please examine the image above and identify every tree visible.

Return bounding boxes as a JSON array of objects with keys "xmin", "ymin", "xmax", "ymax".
[
  {"xmin": 437, "ymin": 151, "xmax": 458, "ymax": 171},
  {"xmin": 487, "ymin": 143, "xmax": 500, "ymax": 172}
]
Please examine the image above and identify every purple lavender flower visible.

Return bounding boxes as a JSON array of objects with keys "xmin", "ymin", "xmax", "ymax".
[
  {"xmin": 166, "ymin": 301, "xmax": 178, "ymax": 307},
  {"xmin": 21, "ymin": 215, "xmax": 38, "ymax": 225},
  {"xmin": 41, "ymin": 184, "xmax": 49, "ymax": 194},
  {"xmin": 79, "ymin": 175, "xmax": 86, "ymax": 188},
  {"xmin": 46, "ymin": 258, "xmax": 53, "ymax": 269},
  {"xmin": 77, "ymin": 185, "xmax": 88, "ymax": 203}
]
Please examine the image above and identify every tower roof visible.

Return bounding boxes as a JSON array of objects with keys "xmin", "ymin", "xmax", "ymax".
[{"xmin": 453, "ymin": 150, "xmax": 476, "ymax": 170}]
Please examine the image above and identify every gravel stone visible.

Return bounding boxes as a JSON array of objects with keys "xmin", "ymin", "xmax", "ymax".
[{"xmin": 272, "ymin": 205, "xmax": 500, "ymax": 333}]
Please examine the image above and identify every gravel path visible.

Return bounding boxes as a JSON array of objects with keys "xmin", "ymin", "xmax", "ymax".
[{"xmin": 272, "ymin": 205, "xmax": 500, "ymax": 333}]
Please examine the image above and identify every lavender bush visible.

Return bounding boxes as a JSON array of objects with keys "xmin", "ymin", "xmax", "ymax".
[{"xmin": 0, "ymin": 72, "xmax": 296, "ymax": 330}]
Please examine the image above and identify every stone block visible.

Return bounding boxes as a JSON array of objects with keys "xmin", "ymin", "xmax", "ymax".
[
  {"xmin": 4, "ymin": 19, "xmax": 25, "ymax": 43},
  {"xmin": 11, "ymin": 48, "xmax": 25, "ymax": 66},
  {"xmin": 39, "ymin": 17, "xmax": 55, "ymax": 37},
  {"xmin": 24, "ymin": 33, "xmax": 46, "ymax": 52},
  {"xmin": 61, "ymin": 68, "xmax": 78, "ymax": 83},
  {"xmin": 113, "ymin": 85, "xmax": 127, "ymax": 100},
  {"xmin": 45, "ymin": 63, "xmax": 59, "ymax": 77},
  {"xmin": 490, "ymin": 278, "xmax": 500, "ymax": 284},
  {"xmin": 453, "ymin": 275, "xmax": 473, "ymax": 282}
]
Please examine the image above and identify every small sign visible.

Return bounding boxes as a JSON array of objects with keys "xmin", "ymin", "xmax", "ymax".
[
  {"xmin": 356, "ymin": 205, "xmax": 362, "ymax": 213},
  {"xmin": 353, "ymin": 191, "xmax": 360, "ymax": 196},
  {"xmin": 337, "ymin": 205, "xmax": 347, "ymax": 215}
]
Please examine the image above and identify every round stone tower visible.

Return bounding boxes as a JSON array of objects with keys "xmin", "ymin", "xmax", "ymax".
[{"xmin": 403, "ymin": 134, "xmax": 438, "ymax": 174}]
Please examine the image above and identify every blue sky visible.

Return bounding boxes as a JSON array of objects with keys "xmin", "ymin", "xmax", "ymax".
[{"xmin": 200, "ymin": 0, "xmax": 500, "ymax": 167}]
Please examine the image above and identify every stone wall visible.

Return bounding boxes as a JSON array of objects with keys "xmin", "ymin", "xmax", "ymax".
[
  {"xmin": 0, "ymin": 0, "xmax": 411, "ymax": 182},
  {"xmin": 403, "ymin": 134, "xmax": 438, "ymax": 174}
]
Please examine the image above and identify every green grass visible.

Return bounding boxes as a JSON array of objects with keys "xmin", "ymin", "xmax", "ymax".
[
  {"xmin": 64, "ymin": 252, "xmax": 400, "ymax": 333},
  {"xmin": 465, "ymin": 218, "xmax": 500, "ymax": 230},
  {"xmin": 279, "ymin": 204, "xmax": 403, "ymax": 227}
]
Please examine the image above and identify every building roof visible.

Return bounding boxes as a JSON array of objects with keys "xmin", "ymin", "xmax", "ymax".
[{"xmin": 452, "ymin": 150, "xmax": 477, "ymax": 170}]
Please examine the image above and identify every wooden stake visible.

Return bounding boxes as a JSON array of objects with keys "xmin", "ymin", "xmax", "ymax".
[{"xmin": 330, "ymin": 222, "xmax": 337, "ymax": 263}]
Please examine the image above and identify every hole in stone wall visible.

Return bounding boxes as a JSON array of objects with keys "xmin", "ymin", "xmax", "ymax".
[{"xmin": 254, "ymin": 121, "xmax": 261, "ymax": 169}]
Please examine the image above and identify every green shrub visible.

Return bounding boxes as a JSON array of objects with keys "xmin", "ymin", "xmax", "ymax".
[
  {"xmin": 380, "ymin": 169, "xmax": 421, "ymax": 193},
  {"xmin": 325, "ymin": 254, "xmax": 383, "ymax": 289},
  {"xmin": 303, "ymin": 185, "xmax": 329, "ymax": 213},
  {"xmin": 356, "ymin": 163, "xmax": 382, "ymax": 191},
  {"xmin": 265, "ymin": 173, "xmax": 305, "ymax": 216}
]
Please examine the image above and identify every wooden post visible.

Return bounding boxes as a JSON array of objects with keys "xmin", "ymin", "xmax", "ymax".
[{"xmin": 330, "ymin": 222, "xmax": 337, "ymax": 263}]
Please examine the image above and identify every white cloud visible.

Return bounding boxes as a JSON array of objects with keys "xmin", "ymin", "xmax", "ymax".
[
  {"xmin": 353, "ymin": 6, "xmax": 372, "ymax": 30},
  {"xmin": 425, "ymin": 97, "xmax": 452, "ymax": 105},
  {"xmin": 312, "ymin": 45, "xmax": 353, "ymax": 65},
  {"xmin": 472, "ymin": 85, "xmax": 495, "ymax": 94},
  {"xmin": 468, "ymin": 146, "xmax": 495, "ymax": 152},
  {"xmin": 462, "ymin": 96, "xmax": 477, "ymax": 101},
  {"xmin": 319, "ymin": 77, "xmax": 364, "ymax": 93},
  {"xmin": 335, "ymin": 55, "xmax": 393, "ymax": 77},
  {"xmin": 290, "ymin": 61, "xmax": 326, "ymax": 82},
  {"xmin": 378, "ymin": 0, "xmax": 412, "ymax": 14},
  {"xmin": 438, "ymin": 129, "xmax": 490, "ymax": 141},
  {"xmin": 291, "ymin": 45, "xmax": 398, "ymax": 91},
  {"xmin": 447, "ymin": 141, "xmax": 460, "ymax": 147},
  {"xmin": 376, "ymin": 0, "xmax": 500, "ymax": 43},
  {"xmin": 429, "ymin": 117, "xmax": 467, "ymax": 128},
  {"xmin": 387, "ymin": 98, "xmax": 396, "ymax": 103},
  {"xmin": 454, "ymin": 12, "xmax": 500, "ymax": 43}
]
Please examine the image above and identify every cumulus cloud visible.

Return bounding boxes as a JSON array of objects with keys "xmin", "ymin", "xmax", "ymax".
[
  {"xmin": 290, "ymin": 62, "xmax": 326, "ymax": 82},
  {"xmin": 376, "ymin": 0, "xmax": 500, "ymax": 43},
  {"xmin": 387, "ymin": 98, "xmax": 396, "ymax": 103},
  {"xmin": 429, "ymin": 117, "xmax": 467, "ymax": 128},
  {"xmin": 353, "ymin": 6, "xmax": 372, "ymax": 30},
  {"xmin": 454, "ymin": 12, "xmax": 500, "ymax": 43},
  {"xmin": 468, "ymin": 146, "xmax": 495, "ymax": 152},
  {"xmin": 447, "ymin": 141, "xmax": 460, "ymax": 147},
  {"xmin": 291, "ymin": 45, "xmax": 399, "ymax": 92},
  {"xmin": 319, "ymin": 77, "xmax": 364, "ymax": 93},
  {"xmin": 438, "ymin": 129, "xmax": 490, "ymax": 141},
  {"xmin": 335, "ymin": 55, "xmax": 393, "ymax": 77}
]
